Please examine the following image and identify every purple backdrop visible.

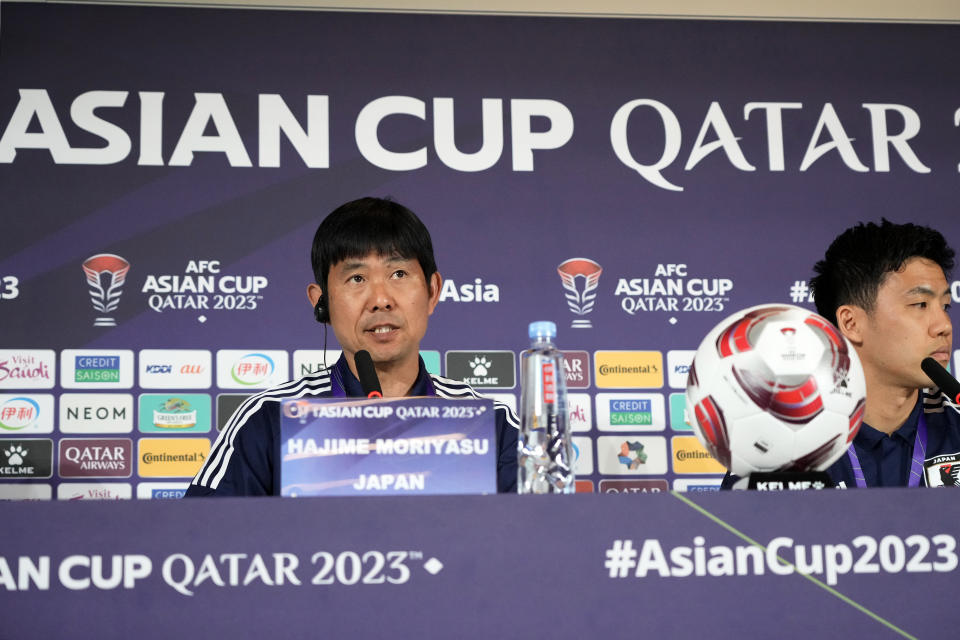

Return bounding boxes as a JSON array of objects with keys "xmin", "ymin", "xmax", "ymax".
[{"xmin": 0, "ymin": 3, "xmax": 959, "ymax": 495}]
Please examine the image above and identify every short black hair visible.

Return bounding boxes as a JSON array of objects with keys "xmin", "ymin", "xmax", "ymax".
[
  {"xmin": 810, "ymin": 219, "xmax": 954, "ymax": 326},
  {"xmin": 310, "ymin": 197, "xmax": 438, "ymax": 292}
]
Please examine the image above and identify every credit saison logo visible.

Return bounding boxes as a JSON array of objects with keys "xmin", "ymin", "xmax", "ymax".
[
  {"xmin": 609, "ymin": 398, "xmax": 653, "ymax": 426},
  {"xmin": 438, "ymin": 278, "xmax": 500, "ymax": 303},
  {"xmin": 61, "ymin": 350, "xmax": 133, "ymax": 389},
  {"xmin": 0, "ymin": 351, "xmax": 55, "ymax": 388},
  {"xmin": 74, "ymin": 356, "xmax": 120, "ymax": 383}
]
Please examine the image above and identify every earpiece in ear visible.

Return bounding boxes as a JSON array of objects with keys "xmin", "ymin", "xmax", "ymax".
[{"xmin": 313, "ymin": 294, "xmax": 328, "ymax": 323}]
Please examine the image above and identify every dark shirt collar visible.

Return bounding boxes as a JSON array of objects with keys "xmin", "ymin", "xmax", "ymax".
[
  {"xmin": 854, "ymin": 391, "xmax": 922, "ymax": 449},
  {"xmin": 331, "ymin": 354, "xmax": 434, "ymax": 397}
]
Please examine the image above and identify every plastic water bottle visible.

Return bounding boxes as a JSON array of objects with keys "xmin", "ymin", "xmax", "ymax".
[{"xmin": 518, "ymin": 321, "xmax": 575, "ymax": 494}]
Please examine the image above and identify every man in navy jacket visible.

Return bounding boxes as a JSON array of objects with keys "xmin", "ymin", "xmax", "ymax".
[
  {"xmin": 186, "ymin": 197, "xmax": 518, "ymax": 496},
  {"xmin": 724, "ymin": 220, "xmax": 959, "ymax": 488}
]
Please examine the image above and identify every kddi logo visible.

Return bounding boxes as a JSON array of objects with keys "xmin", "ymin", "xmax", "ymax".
[{"xmin": 444, "ymin": 351, "xmax": 516, "ymax": 389}]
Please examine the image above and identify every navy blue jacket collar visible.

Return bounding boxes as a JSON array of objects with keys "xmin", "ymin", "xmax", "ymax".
[
  {"xmin": 855, "ymin": 392, "xmax": 921, "ymax": 449},
  {"xmin": 330, "ymin": 354, "xmax": 434, "ymax": 397}
]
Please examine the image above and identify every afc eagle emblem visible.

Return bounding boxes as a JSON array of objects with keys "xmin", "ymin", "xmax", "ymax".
[
  {"xmin": 924, "ymin": 453, "xmax": 960, "ymax": 487},
  {"xmin": 557, "ymin": 258, "xmax": 602, "ymax": 329}
]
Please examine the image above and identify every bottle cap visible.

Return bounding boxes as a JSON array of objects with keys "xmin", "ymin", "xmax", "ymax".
[{"xmin": 528, "ymin": 320, "xmax": 557, "ymax": 339}]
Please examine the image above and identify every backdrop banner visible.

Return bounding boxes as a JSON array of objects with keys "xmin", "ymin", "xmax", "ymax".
[
  {"xmin": 1, "ymin": 3, "xmax": 959, "ymax": 495},
  {"xmin": 4, "ymin": 490, "xmax": 959, "ymax": 637}
]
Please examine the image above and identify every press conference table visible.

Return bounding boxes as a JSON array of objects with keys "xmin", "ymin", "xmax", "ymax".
[{"xmin": 5, "ymin": 489, "xmax": 957, "ymax": 638}]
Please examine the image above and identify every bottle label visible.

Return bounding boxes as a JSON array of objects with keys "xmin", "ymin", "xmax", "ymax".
[{"xmin": 542, "ymin": 361, "xmax": 556, "ymax": 404}]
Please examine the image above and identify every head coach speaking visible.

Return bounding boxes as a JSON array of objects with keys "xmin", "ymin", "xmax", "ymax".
[{"xmin": 185, "ymin": 197, "xmax": 519, "ymax": 497}]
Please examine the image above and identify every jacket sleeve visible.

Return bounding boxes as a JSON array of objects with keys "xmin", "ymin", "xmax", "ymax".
[
  {"xmin": 184, "ymin": 402, "xmax": 278, "ymax": 497},
  {"xmin": 494, "ymin": 403, "xmax": 519, "ymax": 493}
]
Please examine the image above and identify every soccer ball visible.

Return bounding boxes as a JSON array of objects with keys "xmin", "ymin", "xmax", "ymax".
[{"xmin": 686, "ymin": 304, "xmax": 866, "ymax": 477}]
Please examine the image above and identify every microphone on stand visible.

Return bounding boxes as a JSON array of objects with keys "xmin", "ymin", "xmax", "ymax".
[
  {"xmin": 921, "ymin": 357, "xmax": 960, "ymax": 404},
  {"xmin": 354, "ymin": 350, "xmax": 383, "ymax": 398}
]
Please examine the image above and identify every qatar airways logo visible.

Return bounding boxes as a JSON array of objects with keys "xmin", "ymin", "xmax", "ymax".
[
  {"xmin": 557, "ymin": 258, "xmax": 602, "ymax": 329},
  {"xmin": 82, "ymin": 254, "xmax": 130, "ymax": 327}
]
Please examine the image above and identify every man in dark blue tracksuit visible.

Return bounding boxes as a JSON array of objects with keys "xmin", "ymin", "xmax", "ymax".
[
  {"xmin": 724, "ymin": 220, "xmax": 959, "ymax": 489},
  {"xmin": 186, "ymin": 197, "xmax": 518, "ymax": 496}
]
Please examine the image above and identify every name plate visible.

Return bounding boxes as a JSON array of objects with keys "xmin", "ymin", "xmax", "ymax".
[{"xmin": 280, "ymin": 396, "xmax": 497, "ymax": 496}]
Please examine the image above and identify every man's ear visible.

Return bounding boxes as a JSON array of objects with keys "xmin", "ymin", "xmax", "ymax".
[
  {"xmin": 307, "ymin": 283, "xmax": 323, "ymax": 307},
  {"xmin": 426, "ymin": 272, "xmax": 442, "ymax": 315},
  {"xmin": 835, "ymin": 304, "xmax": 865, "ymax": 346}
]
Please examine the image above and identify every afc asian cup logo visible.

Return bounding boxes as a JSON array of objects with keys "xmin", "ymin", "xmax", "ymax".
[
  {"xmin": 557, "ymin": 258, "xmax": 602, "ymax": 329},
  {"xmin": 82, "ymin": 254, "xmax": 130, "ymax": 327}
]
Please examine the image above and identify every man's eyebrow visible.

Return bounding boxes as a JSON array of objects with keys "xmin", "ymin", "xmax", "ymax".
[
  {"xmin": 904, "ymin": 285, "xmax": 951, "ymax": 297},
  {"xmin": 337, "ymin": 260, "xmax": 368, "ymax": 271}
]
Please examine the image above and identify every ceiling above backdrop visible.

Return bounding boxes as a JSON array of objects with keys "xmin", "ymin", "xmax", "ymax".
[{"xmin": 17, "ymin": 0, "xmax": 960, "ymax": 23}]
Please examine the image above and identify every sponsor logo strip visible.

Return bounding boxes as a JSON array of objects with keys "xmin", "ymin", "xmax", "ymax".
[
  {"xmin": 596, "ymin": 436, "xmax": 667, "ymax": 475},
  {"xmin": 60, "ymin": 350, "xmax": 134, "ymax": 389},
  {"xmin": 138, "ymin": 349, "xmax": 212, "ymax": 389},
  {"xmin": 59, "ymin": 394, "xmax": 133, "ymax": 433},
  {"xmin": 138, "ymin": 394, "xmax": 212, "ymax": 433},
  {"xmin": 59, "ymin": 438, "xmax": 132, "ymax": 478},
  {"xmin": 595, "ymin": 351, "xmax": 663, "ymax": 388},
  {"xmin": 138, "ymin": 438, "xmax": 211, "ymax": 478},
  {"xmin": 57, "ymin": 483, "xmax": 132, "ymax": 500},
  {"xmin": 0, "ymin": 394, "xmax": 54, "ymax": 434},
  {"xmin": 0, "ymin": 350, "xmax": 55, "ymax": 389},
  {"xmin": 444, "ymin": 351, "xmax": 516, "ymax": 389},
  {"xmin": 671, "ymin": 436, "xmax": 727, "ymax": 474},
  {"xmin": 595, "ymin": 393, "xmax": 665, "ymax": 431}
]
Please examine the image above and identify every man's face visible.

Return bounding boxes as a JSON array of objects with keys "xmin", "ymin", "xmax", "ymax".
[
  {"xmin": 322, "ymin": 251, "xmax": 440, "ymax": 371},
  {"xmin": 855, "ymin": 257, "xmax": 952, "ymax": 390}
]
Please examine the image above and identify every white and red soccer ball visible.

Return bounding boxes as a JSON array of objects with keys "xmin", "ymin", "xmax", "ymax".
[{"xmin": 686, "ymin": 304, "xmax": 866, "ymax": 477}]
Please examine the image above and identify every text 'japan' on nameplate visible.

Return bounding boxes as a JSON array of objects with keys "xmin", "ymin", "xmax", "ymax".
[{"xmin": 280, "ymin": 397, "xmax": 496, "ymax": 496}]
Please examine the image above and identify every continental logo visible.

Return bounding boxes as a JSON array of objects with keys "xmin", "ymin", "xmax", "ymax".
[
  {"xmin": 594, "ymin": 351, "xmax": 663, "ymax": 388},
  {"xmin": 671, "ymin": 436, "xmax": 726, "ymax": 474},
  {"xmin": 137, "ymin": 438, "xmax": 210, "ymax": 478}
]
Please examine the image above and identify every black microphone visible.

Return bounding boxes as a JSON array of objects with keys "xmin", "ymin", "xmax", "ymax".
[
  {"xmin": 921, "ymin": 357, "xmax": 960, "ymax": 404},
  {"xmin": 354, "ymin": 350, "xmax": 382, "ymax": 398}
]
